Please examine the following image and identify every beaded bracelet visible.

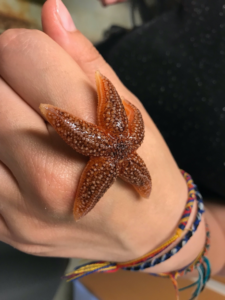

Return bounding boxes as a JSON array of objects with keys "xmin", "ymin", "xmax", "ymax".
[{"xmin": 65, "ymin": 171, "xmax": 211, "ymax": 300}]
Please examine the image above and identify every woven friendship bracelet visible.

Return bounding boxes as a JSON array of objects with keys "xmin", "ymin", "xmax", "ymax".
[
  {"xmin": 180, "ymin": 224, "xmax": 210, "ymax": 276},
  {"xmin": 157, "ymin": 223, "xmax": 211, "ymax": 300},
  {"xmin": 65, "ymin": 171, "xmax": 202, "ymax": 281}
]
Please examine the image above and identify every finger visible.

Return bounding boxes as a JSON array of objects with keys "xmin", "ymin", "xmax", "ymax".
[
  {"xmin": 0, "ymin": 161, "xmax": 21, "ymax": 242},
  {"xmin": 0, "ymin": 77, "xmax": 47, "ymax": 185},
  {"xmin": 42, "ymin": 0, "xmax": 138, "ymax": 106},
  {"xmin": 0, "ymin": 29, "xmax": 97, "ymax": 124},
  {"xmin": 0, "ymin": 214, "xmax": 11, "ymax": 242},
  {"xmin": 0, "ymin": 160, "xmax": 20, "ymax": 204}
]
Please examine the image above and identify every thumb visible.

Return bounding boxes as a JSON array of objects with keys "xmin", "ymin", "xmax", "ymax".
[{"xmin": 42, "ymin": 0, "xmax": 136, "ymax": 102}]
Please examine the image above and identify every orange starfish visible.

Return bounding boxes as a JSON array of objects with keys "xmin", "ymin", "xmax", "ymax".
[{"xmin": 40, "ymin": 72, "xmax": 151, "ymax": 220}]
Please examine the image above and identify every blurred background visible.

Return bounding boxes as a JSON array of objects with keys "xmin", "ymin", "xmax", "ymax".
[
  {"xmin": 0, "ymin": 0, "xmax": 133, "ymax": 40},
  {"xmin": 0, "ymin": 0, "xmax": 225, "ymax": 300},
  {"xmin": 0, "ymin": 0, "xmax": 179, "ymax": 41}
]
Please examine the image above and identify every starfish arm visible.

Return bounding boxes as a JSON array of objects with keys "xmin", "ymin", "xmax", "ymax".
[
  {"xmin": 118, "ymin": 152, "xmax": 151, "ymax": 198},
  {"xmin": 95, "ymin": 71, "xmax": 129, "ymax": 136},
  {"xmin": 73, "ymin": 157, "xmax": 117, "ymax": 220},
  {"xmin": 122, "ymin": 98, "xmax": 145, "ymax": 152},
  {"xmin": 40, "ymin": 104, "xmax": 113, "ymax": 157}
]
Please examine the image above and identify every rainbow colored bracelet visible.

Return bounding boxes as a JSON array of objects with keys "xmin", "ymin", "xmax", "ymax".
[{"xmin": 155, "ymin": 223, "xmax": 210, "ymax": 300}]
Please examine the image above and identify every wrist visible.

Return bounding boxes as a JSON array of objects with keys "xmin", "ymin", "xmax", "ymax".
[
  {"xmin": 142, "ymin": 211, "xmax": 206, "ymax": 275},
  {"xmin": 140, "ymin": 205, "xmax": 225, "ymax": 277},
  {"xmin": 106, "ymin": 163, "xmax": 189, "ymax": 261}
]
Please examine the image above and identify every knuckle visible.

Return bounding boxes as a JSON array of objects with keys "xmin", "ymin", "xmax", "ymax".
[
  {"xmin": 75, "ymin": 31, "xmax": 101, "ymax": 64},
  {"xmin": 0, "ymin": 29, "xmax": 26, "ymax": 53},
  {"xmin": 30, "ymin": 158, "xmax": 74, "ymax": 216},
  {"xmin": 83, "ymin": 43, "xmax": 101, "ymax": 64},
  {"xmin": 0, "ymin": 28, "xmax": 22, "ymax": 49},
  {"xmin": 0, "ymin": 29, "xmax": 42, "ymax": 61},
  {"xmin": 8, "ymin": 220, "xmax": 50, "ymax": 252},
  {"xmin": 11, "ymin": 241, "xmax": 49, "ymax": 256}
]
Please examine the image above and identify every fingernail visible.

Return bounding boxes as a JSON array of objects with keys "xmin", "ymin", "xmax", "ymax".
[{"xmin": 56, "ymin": 0, "xmax": 76, "ymax": 32}]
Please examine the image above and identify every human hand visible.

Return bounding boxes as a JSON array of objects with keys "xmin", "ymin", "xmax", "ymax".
[{"xmin": 0, "ymin": 0, "xmax": 187, "ymax": 264}]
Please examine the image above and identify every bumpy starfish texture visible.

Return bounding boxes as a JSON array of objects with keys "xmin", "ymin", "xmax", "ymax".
[{"xmin": 40, "ymin": 71, "xmax": 151, "ymax": 220}]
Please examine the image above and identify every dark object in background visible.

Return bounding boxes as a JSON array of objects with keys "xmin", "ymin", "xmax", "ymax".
[
  {"xmin": 130, "ymin": 0, "xmax": 179, "ymax": 24},
  {"xmin": 0, "ymin": 242, "xmax": 68, "ymax": 300},
  {"xmin": 97, "ymin": 0, "xmax": 225, "ymax": 200},
  {"xmin": 96, "ymin": 26, "xmax": 130, "ymax": 61}
]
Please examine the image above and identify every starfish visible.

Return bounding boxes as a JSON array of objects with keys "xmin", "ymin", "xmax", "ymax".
[{"xmin": 40, "ymin": 72, "xmax": 151, "ymax": 220}]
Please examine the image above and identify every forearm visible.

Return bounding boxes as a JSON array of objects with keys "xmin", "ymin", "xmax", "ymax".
[{"xmin": 205, "ymin": 202, "xmax": 225, "ymax": 276}]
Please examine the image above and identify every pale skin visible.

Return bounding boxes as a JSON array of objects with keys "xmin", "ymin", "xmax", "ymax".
[{"xmin": 0, "ymin": 0, "xmax": 224, "ymax": 278}]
